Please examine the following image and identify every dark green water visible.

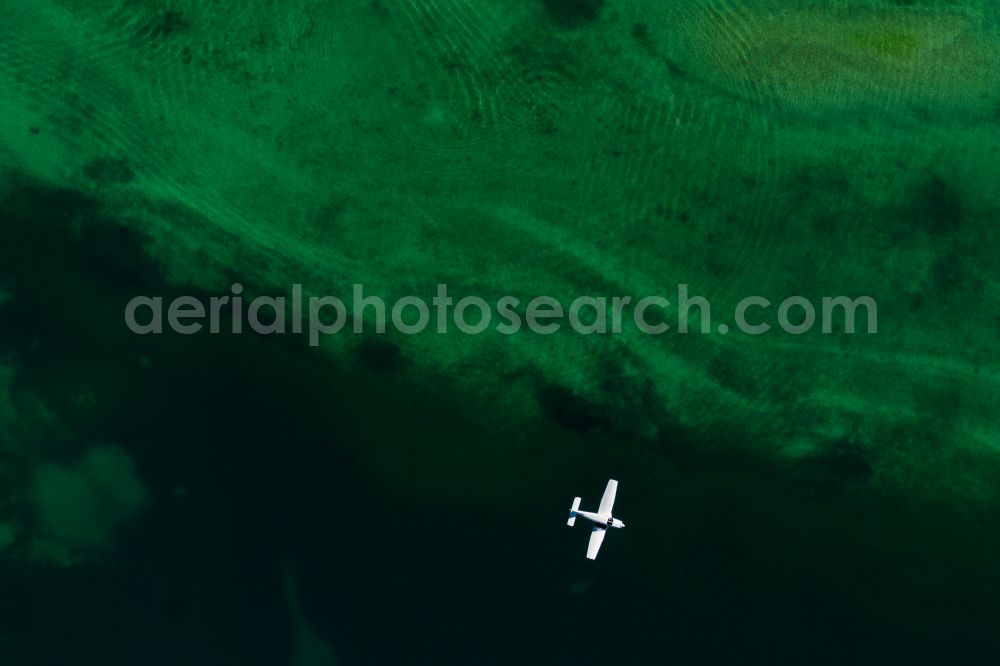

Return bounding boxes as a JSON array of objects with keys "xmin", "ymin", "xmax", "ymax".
[{"xmin": 2, "ymin": 1, "xmax": 1000, "ymax": 664}]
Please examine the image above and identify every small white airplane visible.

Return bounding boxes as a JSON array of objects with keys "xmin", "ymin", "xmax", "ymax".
[{"xmin": 567, "ymin": 479, "xmax": 625, "ymax": 559}]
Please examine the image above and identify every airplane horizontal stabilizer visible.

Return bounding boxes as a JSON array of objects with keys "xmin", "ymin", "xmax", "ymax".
[{"xmin": 567, "ymin": 496, "xmax": 581, "ymax": 526}]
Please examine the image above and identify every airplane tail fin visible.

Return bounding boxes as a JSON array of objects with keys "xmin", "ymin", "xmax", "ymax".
[{"xmin": 567, "ymin": 497, "xmax": 581, "ymax": 526}]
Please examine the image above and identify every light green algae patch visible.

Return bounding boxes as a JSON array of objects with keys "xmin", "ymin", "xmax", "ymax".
[
  {"xmin": 689, "ymin": 4, "xmax": 999, "ymax": 111},
  {"xmin": 31, "ymin": 447, "xmax": 149, "ymax": 565},
  {"xmin": 0, "ymin": 523, "xmax": 16, "ymax": 551}
]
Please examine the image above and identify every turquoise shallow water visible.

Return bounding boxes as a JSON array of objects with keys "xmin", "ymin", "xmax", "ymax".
[{"xmin": 1, "ymin": 0, "xmax": 1000, "ymax": 663}]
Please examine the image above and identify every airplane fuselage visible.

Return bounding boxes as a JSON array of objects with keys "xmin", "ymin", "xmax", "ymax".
[{"xmin": 574, "ymin": 510, "xmax": 625, "ymax": 529}]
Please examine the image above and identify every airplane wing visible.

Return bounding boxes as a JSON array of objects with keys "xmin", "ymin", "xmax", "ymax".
[
  {"xmin": 586, "ymin": 527, "xmax": 606, "ymax": 560},
  {"xmin": 597, "ymin": 479, "xmax": 618, "ymax": 516}
]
